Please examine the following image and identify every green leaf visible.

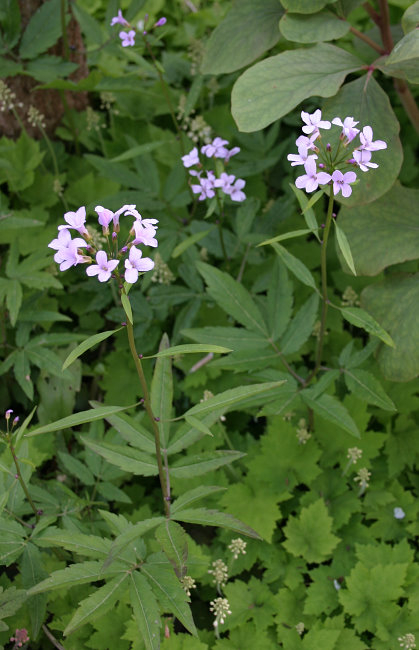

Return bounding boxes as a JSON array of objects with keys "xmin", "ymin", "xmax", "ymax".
[
  {"xmin": 171, "ymin": 486, "xmax": 226, "ymax": 514},
  {"xmin": 21, "ymin": 543, "xmax": 48, "ymax": 638},
  {"xmin": 184, "ymin": 415, "xmax": 213, "ymax": 438},
  {"xmin": 28, "ymin": 561, "xmax": 127, "ymax": 595},
  {"xmin": 280, "ymin": 293, "xmax": 319, "ymax": 354},
  {"xmin": 201, "ymin": 0, "xmax": 283, "ymax": 74},
  {"xmin": 172, "ymin": 230, "xmax": 213, "ymax": 258},
  {"xmin": 130, "ymin": 572, "xmax": 161, "ymax": 650},
  {"xmin": 26, "ymin": 404, "xmax": 136, "ymax": 437},
  {"xmin": 147, "ymin": 343, "xmax": 232, "ymax": 359},
  {"xmin": 259, "ymin": 229, "xmax": 312, "ymax": 247},
  {"xmin": 280, "ymin": 0, "xmax": 330, "ymax": 11},
  {"xmin": 81, "ymin": 437, "xmax": 157, "ymax": 476},
  {"xmin": 6, "ymin": 278, "xmax": 22, "ymax": 326},
  {"xmin": 402, "ymin": 1, "xmax": 419, "ymax": 33},
  {"xmin": 362, "ymin": 274, "xmax": 419, "ymax": 381},
  {"xmin": 343, "ymin": 369, "xmax": 396, "ymax": 411},
  {"xmin": 300, "ymin": 391, "xmax": 360, "ymax": 437},
  {"xmin": 103, "ymin": 411, "xmax": 155, "ymax": 455},
  {"xmin": 283, "ymin": 498, "xmax": 340, "ymax": 563},
  {"xmin": 0, "ymin": 586, "xmax": 27, "ymax": 623},
  {"xmin": 271, "ymin": 242, "xmax": 317, "ymax": 289},
  {"xmin": 220, "ymin": 482, "xmax": 281, "ymax": 542},
  {"xmin": 172, "ymin": 508, "xmax": 261, "ymax": 539},
  {"xmin": 384, "ymin": 29, "xmax": 419, "ymax": 83},
  {"xmin": 36, "ymin": 530, "xmax": 113, "ymax": 559},
  {"xmin": 62, "ymin": 329, "xmax": 120, "ymax": 370},
  {"xmin": 104, "ymin": 518, "xmax": 165, "ymax": 569},
  {"xmin": 121, "ymin": 293, "xmax": 133, "ymax": 324},
  {"xmin": 24, "ymin": 55, "xmax": 78, "ymax": 82},
  {"xmin": 232, "ymin": 43, "xmax": 362, "ymax": 132},
  {"xmin": 155, "ymin": 521, "xmax": 188, "ymax": 577},
  {"xmin": 323, "ymin": 77, "xmax": 402, "ymax": 206},
  {"xmin": 19, "ymin": 0, "xmax": 62, "ymax": 59},
  {"xmin": 183, "ymin": 382, "xmax": 285, "ymax": 418},
  {"xmin": 57, "ymin": 451, "xmax": 95, "ymax": 485},
  {"xmin": 182, "ymin": 326, "xmax": 268, "ymax": 352},
  {"xmin": 151, "ymin": 333, "xmax": 172, "ymax": 448},
  {"xmin": 170, "ymin": 450, "xmax": 245, "ymax": 479},
  {"xmin": 64, "ymin": 573, "xmax": 129, "ymax": 636},
  {"xmin": 338, "ymin": 184, "xmax": 419, "ymax": 275},
  {"xmin": 280, "ymin": 10, "xmax": 349, "ymax": 43},
  {"xmin": 339, "ymin": 306, "xmax": 395, "ymax": 347},
  {"xmin": 141, "ymin": 562, "xmax": 197, "ymax": 636},
  {"xmin": 266, "ymin": 258, "xmax": 293, "ymax": 341},
  {"xmin": 335, "ymin": 222, "xmax": 356, "ymax": 275},
  {"xmin": 196, "ymin": 262, "xmax": 268, "ymax": 336},
  {"xmin": 110, "ymin": 141, "xmax": 170, "ymax": 163}
]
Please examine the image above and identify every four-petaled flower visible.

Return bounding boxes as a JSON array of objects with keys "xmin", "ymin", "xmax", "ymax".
[
  {"xmin": 201, "ymin": 137, "xmax": 229, "ymax": 159},
  {"xmin": 125, "ymin": 246, "xmax": 154, "ymax": 283},
  {"xmin": 295, "ymin": 158, "xmax": 331, "ymax": 193},
  {"xmin": 230, "ymin": 178, "xmax": 246, "ymax": 202},
  {"xmin": 86, "ymin": 251, "xmax": 119, "ymax": 282},
  {"xmin": 119, "ymin": 30, "xmax": 135, "ymax": 47},
  {"xmin": 353, "ymin": 149, "xmax": 378, "ymax": 172},
  {"xmin": 359, "ymin": 126, "xmax": 387, "ymax": 151},
  {"xmin": 58, "ymin": 206, "xmax": 89, "ymax": 236},
  {"xmin": 287, "ymin": 145, "xmax": 317, "ymax": 167},
  {"xmin": 331, "ymin": 169, "xmax": 357, "ymax": 197},
  {"xmin": 214, "ymin": 172, "xmax": 235, "ymax": 194},
  {"xmin": 332, "ymin": 116, "xmax": 360, "ymax": 142},
  {"xmin": 133, "ymin": 221, "xmax": 158, "ymax": 247},
  {"xmin": 301, "ymin": 109, "xmax": 331, "ymax": 135},
  {"xmin": 110, "ymin": 9, "xmax": 128, "ymax": 26},
  {"xmin": 182, "ymin": 147, "xmax": 200, "ymax": 168},
  {"xmin": 191, "ymin": 171, "xmax": 216, "ymax": 200}
]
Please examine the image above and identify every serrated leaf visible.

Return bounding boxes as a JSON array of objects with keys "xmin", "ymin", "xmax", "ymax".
[
  {"xmin": 0, "ymin": 586, "xmax": 27, "ymax": 621},
  {"xmin": 171, "ymin": 486, "xmax": 226, "ymax": 514},
  {"xmin": 280, "ymin": 293, "xmax": 319, "ymax": 354},
  {"xmin": 335, "ymin": 222, "xmax": 356, "ymax": 275},
  {"xmin": 141, "ymin": 563, "xmax": 197, "ymax": 636},
  {"xmin": 271, "ymin": 242, "xmax": 317, "ymax": 289},
  {"xmin": 196, "ymin": 262, "xmax": 268, "ymax": 336},
  {"xmin": 57, "ymin": 451, "xmax": 95, "ymax": 485},
  {"xmin": 155, "ymin": 521, "xmax": 188, "ymax": 577},
  {"xmin": 172, "ymin": 508, "xmax": 261, "ymax": 539},
  {"xmin": 26, "ymin": 403, "xmax": 136, "ymax": 437},
  {"xmin": 19, "ymin": 0, "xmax": 62, "ymax": 59},
  {"xmin": 62, "ymin": 329, "xmax": 120, "ymax": 370},
  {"xmin": 28, "ymin": 561, "xmax": 127, "ymax": 595},
  {"xmin": 172, "ymin": 230, "xmax": 212, "ymax": 258},
  {"xmin": 103, "ymin": 411, "xmax": 155, "ymax": 454},
  {"xmin": 183, "ymin": 381, "xmax": 285, "ymax": 418},
  {"xmin": 81, "ymin": 437, "xmax": 157, "ymax": 476},
  {"xmin": 64, "ymin": 573, "xmax": 129, "ymax": 636},
  {"xmin": 283, "ymin": 499, "xmax": 340, "ymax": 563},
  {"xmin": 36, "ymin": 530, "xmax": 113, "ymax": 559},
  {"xmin": 170, "ymin": 450, "xmax": 245, "ymax": 479},
  {"xmin": 301, "ymin": 391, "xmax": 360, "ymax": 438},
  {"xmin": 21, "ymin": 543, "xmax": 48, "ymax": 638},
  {"xmin": 340, "ymin": 306, "xmax": 395, "ymax": 347},
  {"xmin": 104, "ymin": 518, "xmax": 165, "ymax": 569},
  {"xmin": 6, "ymin": 278, "xmax": 22, "ymax": 326},
  {"xmin": 150, "ymin": 333, "xmax": 172, "ymax": 448},
  {"xmin": 130, "ymin": 572, "xmax": 161, "ymax": 650},
  {"xmin": 344, "ymin": 369, "xmax": 396, "ymax": 411},
  {"xmin": 184, "ymin": 415, "xmax": 213, "ymax": 438}
]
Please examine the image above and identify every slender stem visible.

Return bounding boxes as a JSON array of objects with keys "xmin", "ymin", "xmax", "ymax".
[
  {"xmin": 60, "ymin": 0, "xmax": 70, "ymax": 61},
  {"xmin": 125, "ymin": 316, "xmax": 170, "ymax": 517},
  {"xmin": 349, "ymin": 26, "xmax": 385, "ymax": 54},
  {"xmin": 378, "ymin": 0, "xmax": 393, "ymax": 53},
  {"xmin": 7, "ymin": 434, "xmax": 39, "ymax": 521},
  {"xmin": 58, "ymin": 89, "xmax": 80, "ymax": 155},
  {"xmin": 269, "ymin": 340, "xmax": 306, "ymax": 385},
  {"xmin": 307, "ymin": 187, "xmax": 334, "ymax": 384},
  {"xmin": 214, "ymin": 192, "xmax": 229, "ymax": 267},
  {"xmin": 236, "ymin": 243, "xmax": 251, "ymax": 283},
  {"xmin": 43, "ymin": 624, "xmax": 66, "ymax": 650},
  {"xmin": 393, "ymin": 78, "xmax": 419, "ymax": 136},
  {"xmin": 362, "ymin": 1, "xmax": 380, "ymax": 24}
]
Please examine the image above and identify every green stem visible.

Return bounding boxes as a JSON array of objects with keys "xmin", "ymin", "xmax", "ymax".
[
  {"xmin": 7, "ymin": 434, "xmax": 40, "ymax": 522},
  {"xmin": 60, "ymin": 0, "xmax": 70, "ymax": 61},
  {"xmin": 378, "ymin": 0, "xmax": 393, "ymax": 53},
  {"xmin": 125, "ymin": 315, "xmax": 170, "ymax": 517},
  {"xmin": 349, "ymin": 26, "xmax": 385, "ymax": 55},
  {"xmin": 307, "ymin": 187, "xmax": 334, "ymax": 384}
]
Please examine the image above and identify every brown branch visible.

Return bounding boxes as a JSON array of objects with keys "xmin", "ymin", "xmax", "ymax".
[
  {"xmin": 349, "ymin": 26, "xmax": 385, "ymax": 54},
  {"xmin": 42, "ymin": 625, "xmax": 66, "ymax": 650}
]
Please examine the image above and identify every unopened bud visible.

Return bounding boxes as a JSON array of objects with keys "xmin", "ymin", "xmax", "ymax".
[
  {"xmin": 155, "ymin": 17, "xmax": 167, "ymax": 27},
  {"xmin": 5, "ymin": 409, "xmax": 13, "ymax": 420}
]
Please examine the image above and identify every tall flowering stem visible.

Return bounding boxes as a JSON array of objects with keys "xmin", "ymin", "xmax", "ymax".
[{"xmin": 124, "ymin": 313, "xmax": 170, "ymax": 517}]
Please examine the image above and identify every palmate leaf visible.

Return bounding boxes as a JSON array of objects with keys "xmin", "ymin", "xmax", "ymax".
[
  {"xmin": 28, "ymin": 560, "xmax": 128, "ymax": 595},
  {"xmin": 271, "ymin": 242, "xmax": 317, "ymax": 289},
  {"xmin": 130, "ymin": 572, "xmax": 161, "ymax": 650},
  {"xmin": 172, "ymin": 507, "xmax": 261, "ymax": 539},
  {"xmin": 280, "ymin": 293, "xmax": 319, "ymax": 355},
  {"xmin": 64, "ymin": 573, "xmax": 129, "ymax": 636},
  {"xmin": 283, "ymin": 499, "xmax": 340, "ymax": 563},
  {"xmin": 104, "ymin": 517, "xmax": 165, "ymax": 569},
  {"xmin": 300, "ymin": 391, "xmax": 360, "ymax": 438}
]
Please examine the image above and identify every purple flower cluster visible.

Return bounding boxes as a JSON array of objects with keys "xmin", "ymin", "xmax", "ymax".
[
  {"xmin": 110, "ymin": 9, "xmax": 166, "ymax": 47},
  {"xmin": 288, "ymin": 110, "xmax": 387, "ymax": 197},
  {"xmin": 48, "ymin": 205, "xmax": 157, "ymax": 284},
  {"xmin": 182, "ymin": 139, "xmax": 246, "ymax": 202}
]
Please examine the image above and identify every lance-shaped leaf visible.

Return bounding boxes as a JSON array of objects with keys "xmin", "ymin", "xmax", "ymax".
[
  {"xmin": 141, "ymin": 562, "xmax": 197, "ymax": 636},
  {"xmin": 259, "ymin": 229, "xmax": 312, "ymax": 247},
  {"xmin": 167, "ymin": 411, "xmax": 228, "ymax": 455},
  {"xmin": 335, "ymin": 222, "xmax": 356, "ymax": 275},
  {"xmin": 171, "ymin": 486, "xmax": 226, "ymax": 514},
  {"xmin": 155, "ymin": 521, "xmax": 188, "ymax": 578},
  {"xmin": 232, "ymin": 43, "xmax": 362, "ymax": 132},
  {"xmin": 121, "ymin": 293, "xmax": 133, "ymax": 324},
  {"xmin": 102, "ymin": 410, "xmax": 155, "ymax": 455},
  {"xmin": 340, "ymin": 306, "xmax": 395, "ymax": 348},
  {"xmin": 26, "ymin": 403, "xmax": 136, "ymax": 437},
  {"xmin": 271, "ymin": 242, "xmax": 317, "ymax": 290},
  {"xmin": 182, "ymin": 381, "xmax": 285, "ymax": 418},
  {"xmin": 183, "ymin": 326, "xmax": 268, "ymax": 352},
  {"xmin": 146, "ymin": 343, "xmax": 232, "ymax": 359},
  {"xmin": 280, "ymin": 293, "xmax": 319, "ymax": 355},
  {"xmin": 300, "ymin": 391, "xmax": 360, "ymax": 438},
  {"xmin": 170, "ymin": 450, "xmax": 245, "ymax": 478},
  {"xmin": 104, "ymin": 518, "xmax": 165, "ymax": 569},
  {"xmin": 0, "ymin": 586, "xmax": 27, "ymax": 623},
  {"xmin": 36, "ymin": 529, "xmax": 114, "ymax": 559},
  {"xmin": 62, "ymin": 328, "xmax": 121, "ymax": 370},
  {"xmin": 81, "ymin": 437, "xmax": 157, "ymax": 476},
  {"xmin": 151, "ymin": 334, "xmax": 172, "ymax": 448},
  {"xmin": 28, "ymin": 561, "xmax": 127, "ymax": 595},
  {"xmin": 21, "ymin": 543, "xmax": 48, "ymax": 638},
  {"xmin": 130, "ymin": 572, "xmax": 161, "ymax": 650},
  {"xmin": 19, "ymin": 0, "xmax": 62, "ymax": 59},
  {"xmin": 343, "ymin": 369, "xmax": 396, "ymax": 411},
  {"xmin": 64, "ymin": 573, "xmax": 129, "ymax": 636},
  {"xmin": 172, "ymin": 508, "xmax": 261, "ymax": 539},
  {"xmin": 196, "ymin": 262, "xmax": 268, "ymax": 336},
  {"xmin": 172, "ymin": 229, "xmax": 213, "ymax": 258}
]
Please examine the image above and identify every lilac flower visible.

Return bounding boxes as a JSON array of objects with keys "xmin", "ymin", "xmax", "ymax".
[
  {"xmin": 119, "ymin": 30, "xmax": 136, "ymax": 47},
  {"xmin": 214, "ymin": 172, "xmax": 236, "ymax": 194},
  {"xmin": 295, "ymin": 158, "xmax": 331, "ymax": 193},
  {"xmin": 287, "ymin": 145, "xmax": 318, "ymax": 167},
  {"xmin": 301, "ymin": 110, "xmax": 331, "ymax": 135},
  {"xmin": 296, "ymin": 134, "xmax": 318, "ymax": 150},
  {"xmin": 182, "ymin": 147, "xmax": 199, "ymax": 168},
  {"xmin": 154, "ymin": 17, "xmax": 167, "ymax": 27},
  {"xmin": 110, "ymin": 9, "xmax": 128, "ymax": 26},
  {"xmin": 58, "ymin": 206, "xmax": 88, "ymax": 236},
  {"xmin": 230, "ymin": 179, "xmax": 246, "ymax": 202},
  {"xmin": 359, "ymin": 126, "xmax": 387, "ymax": 151},
  {"xmin": 332, "ymin": 116, "xmax": 359, "ymax": 142},
  {"xmin": 95, "ymin": 206, "xmax": 114, "ymax": 233},
  {"xmin": 331, "ymin": 170, "xmax": 357, "ymax": 197},
  {"xmin": 393, "ymin": 507, "xmax": 406, "ymax": 520},
  {"xmin": 55, "ymin": 240, "xmax": 88, "ymax": 272},
  {"xmin": 201, "ymin": 137, "xmax": 229, "ymax": 159},
  {"xmin": 86, "ymin": 251, "xmax": 119, "ymax": 282},
  {"xmin": 191, "ymin": 172, "xmax": 216, "ymax": 200},
  {"xmin": 132, "ymin": 222, "xmax": 158, "ymax": 247},
  {"xmin": 96, "ymin": 204, "xmax": 139, "ymax": 231},
  {"xmin": 353, "ymin": 149, "xmax": 378, "ymax": 172},
  {"xmin": 5, "ymin": 409, "xmax": 13, "ymax": 419},
  {"xmin": 48, "ymin": 228, "xmax": 87, "ymax": 254},
  {"xmin": 224, "ymin": 146, "xmax": 240, "ymax": 162},
  {"xmin": 125, "ymin": 246, "xmax": 154, "ymax": 283}
]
